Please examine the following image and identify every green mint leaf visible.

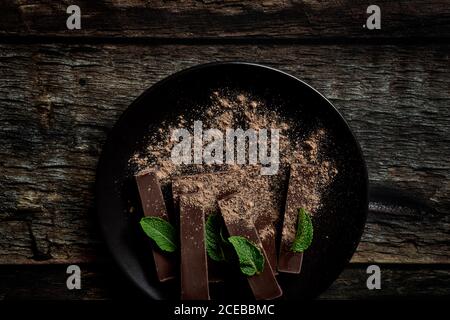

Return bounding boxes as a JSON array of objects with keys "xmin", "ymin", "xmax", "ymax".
[
  {"xmin": 205, "ymin": 214, "xmax": 227, "ymax": 262},
  {"xmin": 139, "ymin": 217, "xmax": 177, "ymax": 252},
  {"xmin": 219, "ymin": 223, "xmax": 228, "ymax": 244},
  {"xmin": 205, "ymin": 214, "xmax": 235, "ymax": 263},
  {"xmin": 291, "ymin": 208, "xmax": 314, "ymax": 253},
  {"xmin": 228, "ymin": 236, "xmax": 265, "ymax": 276}
]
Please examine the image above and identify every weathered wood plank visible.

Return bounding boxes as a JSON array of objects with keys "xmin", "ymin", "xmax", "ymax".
[
  {"xmin": 0, "ymin": 1, "xmax": 449, "ymax": 39},
  {"xmin": 1, "ymin": 263, "xmax": 448, "ymax": 300},
  {"xmin": 322, "ymin": 264, "xmax": 450, "ymax": 299},
  {"xmin": 0, "ymin": 44, "xmax": 449, "ymax": 264},
  {"xmin": 0, "ymin": 263, "xmax": 119, "ymax": 300}
]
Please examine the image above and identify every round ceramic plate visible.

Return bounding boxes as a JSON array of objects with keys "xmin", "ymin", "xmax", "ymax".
[{"xmin": 95, "ymin": 62, "xmax": 368, "ymax": 300}]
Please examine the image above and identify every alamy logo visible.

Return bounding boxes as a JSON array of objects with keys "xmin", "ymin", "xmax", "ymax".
[
  {"xmin": 364, "ymin": 5, "xmax": 381, "ymax": 30},
  {"xmin": 366, "ymin": 265, "xmax": 381, "ymax": 290},
  {"xmin": 66, "ymin": 5, "xmax": 81, "ymax": 30},
  {"xmin": 170, "ymin": 121, "xmax": 280, "ymax": 175},
  {"xmin": 66, "ymin": 264, "xmax": 81, "ymax": 290}
]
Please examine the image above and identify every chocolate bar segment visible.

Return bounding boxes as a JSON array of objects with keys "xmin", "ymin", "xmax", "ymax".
[
  {"xmin": 172, "ymin": 182, "xmax": 227, "ymax": 283},
  {"xmin": 278, "ymin": 164, "xmax": 318, "ymax": 273},
  {"xmin": 135, "ymin": 169, "xmax": 175, "ymax": 282},
  {"xmin": 218, "ymin": 193, "xmax": 282, "ymax": 300},
  {"xmin": 180, "ymin": 195, "xmax": 210, "ymax": 300},
  {"xmin": 279, "ymin": 162, "xmax": 337, "ymax": 273},
  {"xmin": 172, "ymin": 168, "xmax": 281, "ymax": 271}
]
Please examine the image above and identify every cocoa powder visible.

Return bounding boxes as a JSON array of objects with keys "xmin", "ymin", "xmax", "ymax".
[{"xmin": 130, "ymin": 90, "xmax": 337, "ymax": 220}]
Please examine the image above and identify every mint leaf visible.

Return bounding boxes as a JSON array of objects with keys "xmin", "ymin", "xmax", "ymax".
[
  {"xmin": 228, "ymin": 236, "xmax": 265, "ymax": 276},
  {"xmin": 139, "ymin": 217, "xmax": 177, "ymax": 252},
  {"xmin": 291, "ymin": 208, "xmax": 314, "ymax": 253},
  {"xmin": 205, "ymin": 214, "xmax": 227, "ymax": 262},
  {"xmin": 205, "ymin": 214, "xmax": 235, "ymax": 262},
  {"xmin": 219, "ymin": 223, "xmax": 228, "ymax": 244}
]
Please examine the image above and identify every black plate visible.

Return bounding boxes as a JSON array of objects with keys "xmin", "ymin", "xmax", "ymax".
[{"xmin": 95, "ymin": 62, "xmax": 368, "ymax": 300}]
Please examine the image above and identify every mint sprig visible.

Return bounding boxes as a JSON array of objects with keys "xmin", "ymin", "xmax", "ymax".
[
  {"xmin": 205, "ymin": 214, "xmax": 227, "ymax": 262},
  {"xmin": 290, "ymin": 208, "xmax": 314, "ymax": 253},
  {"xmin": 228, "ymin": 236, "xmax": 265, "ymax": 276},
  {"xmin": 139, "ymin": 216, "xmax": 177, "ymax": 252},
  {"xmin": 205, "ymin": 214, "xmax": 235, "ymax": 262},
  {"xmin": 205, "ymin": 214, "xmax": 266, "ymax": 276}
]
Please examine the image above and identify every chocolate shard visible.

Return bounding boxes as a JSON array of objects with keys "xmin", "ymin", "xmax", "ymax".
[
  {"xmin": 180, "ymin": 194, "xmax": 210, "ymax": 300},
  {"xmin": 172, "ymin": 169, "xmax": 281, "ymax": 271},
  {"xmin": 218, "ymin": 193, "xmax": 282, "ymax": 300},
  {"xmin": 172, "ymin": 181, "xmax": 227, "ymax": 283},
  {"xmin": 135, "ymin": 169, "xmax": 175, "ymax": 282},
  {"xmin": 278, "ymin": 164, "xmax": 316, "ymax": 274}
]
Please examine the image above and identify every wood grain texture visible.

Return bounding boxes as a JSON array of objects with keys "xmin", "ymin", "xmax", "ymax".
[
  {"xmin": 322, "ymin": 264, "xmax": 450, "ymax": 299},
  {"xmin": 0, "ymin": 0, "xmax": 449, "ymax": 39},
  {"xmin": 1, "ymin": 263, "xmax": 448, "ymax": 300},
  {"xmin": 0, "ymin": 44, "xmax": 449, "ymax": 265}
]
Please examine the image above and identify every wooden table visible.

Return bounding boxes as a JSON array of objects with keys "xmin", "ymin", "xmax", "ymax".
[{"xmin": 0, "ymin": 0, "xmax": 449, "ymax": 300}]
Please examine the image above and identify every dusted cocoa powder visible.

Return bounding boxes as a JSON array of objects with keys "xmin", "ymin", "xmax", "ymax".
[{"xmin": 130, "ymin": 90, "xmax": 337, "ymax": 221}]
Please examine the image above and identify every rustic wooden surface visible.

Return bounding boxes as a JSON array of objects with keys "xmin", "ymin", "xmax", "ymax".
[
  {"xmin": 1, "ymin": 0, "xmax": 449, "ymax": 39},
  {"xmin": 0, "ymin": 0, "xmax": 449, "ymax": 299},
  {"xmin": 1, "ymin": 263, "xmax": 449, "ymax": 300}
]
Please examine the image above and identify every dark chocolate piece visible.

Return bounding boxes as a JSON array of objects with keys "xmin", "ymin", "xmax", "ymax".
[
  {"xmin": 253, "ymin": 215, "xmax": 278, "ymax": 276},
  {"xmin": 218, "ymin": 194, "xmax": 282, "ymax": 300},
  {"xmin": 180, "ymin": 195, "xmax": 210, "ymax": 300},
  {"xmin": 135, "ymin": 169, "xmax": 175, "ymax": 282},
  {"xmin": 278, "ymin": 164, "xmax": 315, "ymax": 274},
  {"xmin": 172, "ymin": 169, "xmax": 281, "ymax": 271},
  {"xmin": 172, "ymin": 181, "xmax": 227, "ymax": 283}
]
